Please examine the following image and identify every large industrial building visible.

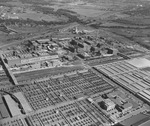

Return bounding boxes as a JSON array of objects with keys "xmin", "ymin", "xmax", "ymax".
[{"xmin": 4, "ymin": 54, "xmax": 59, "ymax": 67}]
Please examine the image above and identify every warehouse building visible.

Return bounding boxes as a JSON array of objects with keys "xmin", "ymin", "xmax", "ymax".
[{"xmin": 5, "ymin": 54, "xmax": 59, "ymax": 67}]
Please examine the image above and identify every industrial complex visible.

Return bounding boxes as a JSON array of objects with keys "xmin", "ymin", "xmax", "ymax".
[{"xmin": 0, "ymin": 21, "xmax": 150, "ymax": 126}]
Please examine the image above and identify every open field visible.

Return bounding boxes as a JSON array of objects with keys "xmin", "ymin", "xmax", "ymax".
[{"xmin": 3, "ymin": 11, "xmax": 67, "ymax": 22}]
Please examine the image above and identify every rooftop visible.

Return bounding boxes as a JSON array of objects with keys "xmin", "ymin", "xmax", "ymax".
[{"xmin": 126, "ymin": 58, "xmax": 150, "ymax": 69}]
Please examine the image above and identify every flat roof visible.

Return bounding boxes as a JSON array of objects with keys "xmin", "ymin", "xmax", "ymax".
[
  {"xmin": 139, "ymin": 120, "xmax": 150, "ymax": 126},
  {"xmin": 126, "ymin": 58, "xmax": 150, "ymax": 68},
  {"xmin": 121, "ymin": 113, "xmax": 149, "ymax": 126}
]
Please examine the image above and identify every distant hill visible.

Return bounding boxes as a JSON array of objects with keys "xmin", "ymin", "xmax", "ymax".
[{"xmin": 16, "ymin": 0, "xmax": 150, "ymax": 4}]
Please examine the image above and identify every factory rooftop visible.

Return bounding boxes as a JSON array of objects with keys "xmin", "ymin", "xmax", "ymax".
[{"xmin": 94, "ymin": 58, "xmax": 150, "ymax": 105}]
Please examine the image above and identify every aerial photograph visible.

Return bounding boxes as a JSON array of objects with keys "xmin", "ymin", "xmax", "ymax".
[{"xmin": 1, "ymin": 0, "xmax": 150, "ymax": 126}]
